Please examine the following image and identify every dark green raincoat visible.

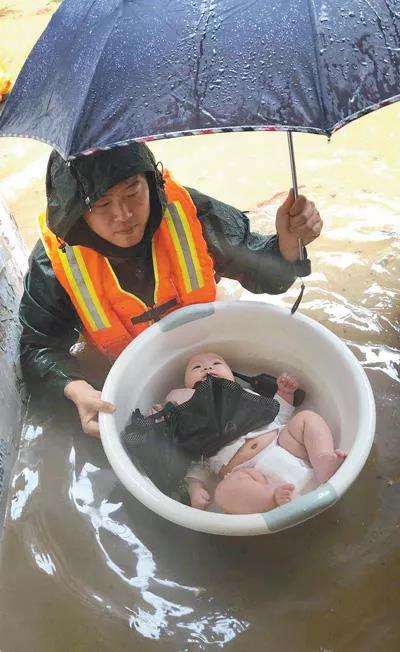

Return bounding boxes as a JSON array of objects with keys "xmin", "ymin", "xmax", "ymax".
[{"xmin": 19, "ymin": 143, "xmax": 311, "ymax": 397}]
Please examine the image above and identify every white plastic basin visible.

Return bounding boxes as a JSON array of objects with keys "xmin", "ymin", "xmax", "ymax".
[{"xmin": 100, "ymin": 301, "xmax": 375, "ymax": 536}]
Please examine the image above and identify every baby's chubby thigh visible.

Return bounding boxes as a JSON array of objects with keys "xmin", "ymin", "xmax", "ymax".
[{"xmin": 277, "ymin": 412, "xmax": 317, "ymax": 463}]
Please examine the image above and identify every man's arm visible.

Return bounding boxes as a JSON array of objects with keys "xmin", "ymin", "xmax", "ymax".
[
  {"xmin": 20, "ymin": 241, "xmax": 116, "ymax": 435},
  {"xmin": 188, "ymin": 188, "xmax": 316, "ymax": 294},
  {"xmin": 19, "ymin": 240, "xmax": 85, "ymax": 397}
]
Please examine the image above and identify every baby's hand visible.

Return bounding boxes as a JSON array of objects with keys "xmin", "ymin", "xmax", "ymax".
[
  {"xmin": 277, "ymin": 373, "xmax": 299, "ymax": 401},
  {"xmin": 274, "ymin": 483, "xmax": 297, "ymax": 506},
  {"xmin": 189, "ymin": 486, "xmax": 211, "ymax": 510},
  {"xmin": 148, "ymin": 403, "xmax": 163, "ymax": 415}
]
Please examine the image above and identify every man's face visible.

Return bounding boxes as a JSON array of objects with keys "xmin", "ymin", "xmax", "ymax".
[
  {"xmin": 184, "ymin": 352, "xmax": 235, "ymax": 389},
  {"xmin": 83, "ymin": 174, "xmax": 151, "ymax": 247}
]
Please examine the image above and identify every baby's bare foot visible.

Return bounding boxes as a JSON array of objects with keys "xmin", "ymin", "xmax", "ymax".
[
  {"xmin": 314, "ymin": 450, "xmax": 348, "ymax": 483},
  {"xmin": 274, "ymin": 483, "xmax": 297, "ymax": 506}
]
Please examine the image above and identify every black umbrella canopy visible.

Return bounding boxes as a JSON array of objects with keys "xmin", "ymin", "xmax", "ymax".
[{"xmin": 0, "ymin": 0, "xmax": 399, "ymax": 159}]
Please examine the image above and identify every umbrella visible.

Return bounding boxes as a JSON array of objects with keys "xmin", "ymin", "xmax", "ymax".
[{"xmin": 0, "ymin": 0, "xmax": 399, "ymax": 161}]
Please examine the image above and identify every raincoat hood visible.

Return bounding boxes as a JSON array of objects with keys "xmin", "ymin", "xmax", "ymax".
[{"xmin": 45, "ymin": 143, "xmax": 167, "ymax": 243}]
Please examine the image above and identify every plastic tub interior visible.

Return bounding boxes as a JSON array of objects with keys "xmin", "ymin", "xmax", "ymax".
[{"xmin": 100, "ymin": 301, "xmax": 375, "ymax": 536}]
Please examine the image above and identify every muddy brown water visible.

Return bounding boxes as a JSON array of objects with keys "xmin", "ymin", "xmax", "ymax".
[{"xmin": 0, "ymin": 2, "xmax": 399, "ymax": 651}]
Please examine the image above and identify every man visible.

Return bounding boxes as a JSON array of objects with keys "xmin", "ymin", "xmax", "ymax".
[{"xmin": 20, "ymin": 143, "xmax": 322, "ymax": 436}]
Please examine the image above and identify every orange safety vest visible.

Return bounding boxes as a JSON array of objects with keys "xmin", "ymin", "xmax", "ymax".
[
  {"xmin": 0, "ymin": 63, "xmax": 12, "ymax": 100},
  {"xmin": 39, "ymin": 170, "xmax": 216, "ymax": 358}
]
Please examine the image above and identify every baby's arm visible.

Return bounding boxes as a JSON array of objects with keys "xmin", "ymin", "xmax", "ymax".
[
  {"xmin": 164, "ymin": 388, "xmax": 195, "ymax": 405},
  {"xmin": 148, "ymin": 387, "xmax": 195, "ymax": 415},
  {"xmin": 276, "ymin": 373, "xmax": 298, "ymax": 404},
  {"xmin": 272, "ymin": 373, "xmax": 299, "ymax": 426},
  {"xmin": 185, "ymin": 463, "xmax": 212, "ymax": 510},
  {"xmin": 186, "ymin": 479, "xmax": 211, "ymax": 510}
]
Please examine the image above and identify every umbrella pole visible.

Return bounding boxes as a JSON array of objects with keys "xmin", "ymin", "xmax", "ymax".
[
  {"xmin": 287, "ymin": 131, "xmax": 305, "ymax": 314},
  {"xmin": 287, "ymin": 131, "xmax": 304, "ymax": 262}
]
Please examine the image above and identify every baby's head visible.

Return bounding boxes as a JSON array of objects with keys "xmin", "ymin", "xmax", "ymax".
[
  {"xmin": 184, "ymin": 352, "xmax": 235, "ymax": 389},
  {"xmin": 214, "ymin": 468, "xmax": 279, "ymax": 514}
]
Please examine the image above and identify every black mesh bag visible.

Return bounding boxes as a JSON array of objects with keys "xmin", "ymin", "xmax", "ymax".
[{"xmin": 122, "ymin": 375, "xmax": 280, "ymax": 498}]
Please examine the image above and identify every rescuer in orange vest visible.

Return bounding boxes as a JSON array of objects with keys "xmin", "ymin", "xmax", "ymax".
[{"xmin": 20, "ymin": 143, "xmax": 322, "ymax": 435}]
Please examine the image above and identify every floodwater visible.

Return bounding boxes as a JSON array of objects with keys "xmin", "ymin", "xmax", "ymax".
[{"xmin": 0, "ymin": 2, "xmax": 400, "ymax": 651}]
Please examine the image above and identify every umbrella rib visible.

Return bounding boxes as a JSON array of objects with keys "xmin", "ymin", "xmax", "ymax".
[
  {"xmin": 65, "ymin": 2, "xmax": 122, "ymax": 158},
  {"xmin": 305, "ymin": 0, "xmax": 330, "ymax": 134},
  {"xmin": 364, "ymin": 0, "xmax": 400, "ymax": 69},
  {"xmin": 192, "ymin": 3, "xmax": 214, "ymax": 122}
]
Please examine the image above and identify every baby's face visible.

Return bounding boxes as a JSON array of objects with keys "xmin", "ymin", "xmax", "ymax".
[{"xmin": 184, "ymin": 352, "xmax": 235, "ymax": 388}]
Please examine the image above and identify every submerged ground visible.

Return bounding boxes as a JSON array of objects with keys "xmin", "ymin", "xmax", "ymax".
[{"xmin": 0, "ymin": 1, "xmax": 399, "ymax": 650}]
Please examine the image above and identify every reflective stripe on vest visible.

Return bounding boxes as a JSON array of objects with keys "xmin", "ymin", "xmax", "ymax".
[
  {"xmin": 39, "ymin": 211, "xmax": 112, "ymax": 333},
  {"xmin": 57, "ymin": 245, "xmax": 111, "ymax": 331},
  {"xmin": 164, "ymin": 201, "xmax": 204, "ymax": 293}
]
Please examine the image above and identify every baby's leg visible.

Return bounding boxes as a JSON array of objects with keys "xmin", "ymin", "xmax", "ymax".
[{"xmin": 278, "ymin": 410, "xmax": 347, "ymax": 483}]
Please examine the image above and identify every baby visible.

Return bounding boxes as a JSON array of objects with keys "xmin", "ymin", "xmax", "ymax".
[{"xmin": 165, "ymin": 352, "xmax": 347, "ymax": 514}]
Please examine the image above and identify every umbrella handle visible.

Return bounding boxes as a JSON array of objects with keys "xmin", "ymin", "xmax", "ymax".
[{"xmin": 287, "ymin": 131, "xmax": 304, "ymax": 262}]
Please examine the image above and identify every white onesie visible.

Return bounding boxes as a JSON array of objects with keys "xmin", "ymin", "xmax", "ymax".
[
  {"xmin": 236, "ymin": 436, "xmax": 317, "ymax": 494},
  {"xmin": 184, "ymin": 390, "xmax": 317, "ymax": 494}
]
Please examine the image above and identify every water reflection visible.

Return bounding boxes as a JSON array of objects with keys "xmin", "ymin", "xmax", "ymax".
[
  {"xmin": 1, "ymin": 409, "xmax": 248, "ymax": 649},
  {"xmin": 32, "ymin": 547, "xmax": 57, "ymax": 576},
  {"xmin": 355, "ymin": 343, "xmax": 400, "ymax": 381},
  {"xmin": 69, "ymin": 457, "xmax": 249, "ymax": 645},
  {"xmin": 10, "ymin": 467, "xmax": 39, "ymax": 520}
]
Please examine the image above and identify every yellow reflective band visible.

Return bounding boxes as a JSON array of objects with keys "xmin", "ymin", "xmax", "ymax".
[
  {"xmin": 73, "ymin": 247, "xmax": 111, "ymax": 329},
  {"xmin": 38, "ymin": 213, "xmax": 51, "ymax": 257},
  {"xmin": 152, "ymin": 239, "xmax": 160, "ymax": 303},
  {"xmin": 165, "ymin": 203, "xmax": 204, "ymax": 293},
  {"xmin": 165, "ymin": 208, "xmax": 190, "ymax": 292},
  {"xmin": 57, "ymin": 248, "xmax": 97, "ymax": 331},
  {"xmin": 174, "ymin": 201, "xmax": 204, "ymax": 287}
]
